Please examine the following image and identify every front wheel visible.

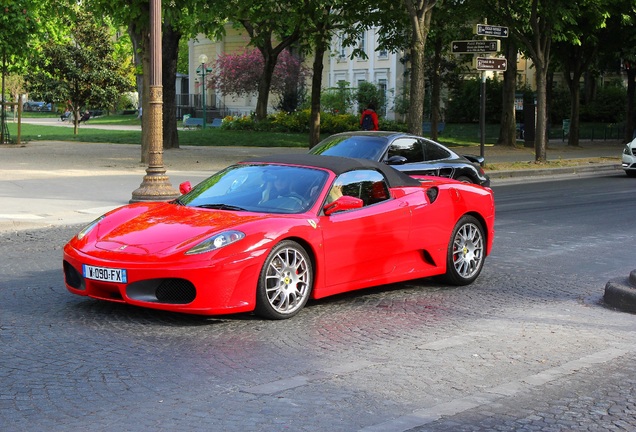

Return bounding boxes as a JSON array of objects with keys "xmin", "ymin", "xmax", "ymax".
[
  {"xmin": 255, "ymin": 240, "xmax": 313, "ymax": 319},
  {"xmin": 442, "ymin": 215, "xmax": 485, "ymax": 285}
]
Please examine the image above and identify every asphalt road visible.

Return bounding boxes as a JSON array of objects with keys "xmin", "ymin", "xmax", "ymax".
[{"xmin": 1, "ymin": 172, "xmax": 636, "ymax": 431}]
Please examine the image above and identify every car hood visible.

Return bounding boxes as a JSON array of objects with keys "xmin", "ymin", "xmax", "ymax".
[{"xmin": 93, "ymin": 203, "xmax": 261, "ymax": 256}]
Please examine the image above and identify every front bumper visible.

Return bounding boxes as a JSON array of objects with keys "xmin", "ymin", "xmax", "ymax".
[{"xmin": 63, "ymin": 244, "xmax": 264, "ymax": 315}]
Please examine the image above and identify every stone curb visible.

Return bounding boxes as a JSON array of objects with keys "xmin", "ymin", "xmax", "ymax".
[
  {"xmin": 487, "ymin": 163, "xmax": 622, "ymax": 180},
  {"xmin": 604, "ymin": 270, "xmax": 636, "ymax": 314}
]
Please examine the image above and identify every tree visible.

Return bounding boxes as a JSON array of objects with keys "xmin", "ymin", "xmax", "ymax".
[
  {"xmin": 209, "ymin": 49, "xmax": 309, "ymax": 108},
  {"xmin": 425, "ymin": 1, "xmax": 472, "ymax": 141},
  {"xmin": 374, "ymin": 0, "xmax": 438, "ymax": 136},
  {"xmin": 399, "ymin": 0, "xmax": 438, "ymax": 136},
  {"xmin": 297, "ymin": 0, "xmax": 371, "ymax": 147},
  {"xmin": 0, "ymin": 0, "xmax": 45, "ymax": 143},
  {"xmin": 498, "ymin": 36, "xmax": 520, "ymax": 147},
  {"xmin": 476, "ymin": 0, "xmax": 586, "ymax": 162},
  {"xmin": 551, "ymin": 0, "xmax": 610, "ymax": 147},
  {"xmin": 26, "ymin": 10, "xmax": 133, "ymax": 134},
  {"xmin": 90, "ymin": 0, "xmax": 224, "ymax": 161},
  {"xmin": 218, "ymin": 0, "xmax": 304, "ymax": 121},
  {"xmin": 599, "ymin": 1, "xmax": 636, "ymax": 142}
]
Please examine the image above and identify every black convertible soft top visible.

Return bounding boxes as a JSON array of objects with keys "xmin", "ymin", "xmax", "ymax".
[{"xmin": 243, "ymin": 154, "xmax": 422, "ymax": 188}]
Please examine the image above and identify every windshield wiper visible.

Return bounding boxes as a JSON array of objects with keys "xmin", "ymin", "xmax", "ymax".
[{"xmin": 196, "ymin": 203, "xmax": 248, "ymax": 211}]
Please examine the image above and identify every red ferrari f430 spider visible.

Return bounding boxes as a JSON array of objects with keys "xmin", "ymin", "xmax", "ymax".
[{"xmin": 63, "ymin": 154, "xmax": 495, "ymax": 319}]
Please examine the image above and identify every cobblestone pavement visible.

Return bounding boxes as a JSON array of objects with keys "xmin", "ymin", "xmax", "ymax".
[
  {"xmin": 1, "ymin": 139, "xmax": 634, "ymax": 431},
  {"xmin": 1, "ymin": 221, "xmax": 635, "ymax": 431}
]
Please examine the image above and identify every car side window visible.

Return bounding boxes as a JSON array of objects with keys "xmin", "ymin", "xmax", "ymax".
[
  {"xmin": 327, "ymin": 170, "xmax": 390, "ymax": 206},
  {"xmin": 423, "ymin": 140, "xmax": 451, "ymax": 161},
  {"xmin": 387, "ymin": 138, "xmax": 424, "ymax": 163}
]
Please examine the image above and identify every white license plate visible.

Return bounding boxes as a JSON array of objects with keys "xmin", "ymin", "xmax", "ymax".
[{"xmin": 83, "ymin": 264, "xmax": 128, "ymax": 283}]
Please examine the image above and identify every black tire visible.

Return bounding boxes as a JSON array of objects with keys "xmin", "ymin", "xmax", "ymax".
[
  {"xmin": 625, "ymin": 170, "xmax": 636, "ymax": 178},
  {"xmin": 442, "ymin": 215, "xmax": 485, "ymax": 286},
  {"xmin": 455, "ymin": 176, "xmax": 473, "ymax": 184},
  {"xmin": 255, "ymin": 240, "xmax": 313, "ymax": 319}
]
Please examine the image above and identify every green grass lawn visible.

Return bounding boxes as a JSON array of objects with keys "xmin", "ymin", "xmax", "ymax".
[
  {"xmin": 5, "ymin": 112, "xmax": 623, "ymax": 149},
  {"xmin": 5, "ymin": 114, "xmax": 312, "ymax": 147}
]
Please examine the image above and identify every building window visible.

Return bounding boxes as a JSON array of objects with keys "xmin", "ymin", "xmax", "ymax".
[
  {"xmin": 357, "ymin": 33, "xmax": 366, "ymax": 58},
  {"xmin": 338, "ymin": 34, "xmax": 346, "ymax": 59}
]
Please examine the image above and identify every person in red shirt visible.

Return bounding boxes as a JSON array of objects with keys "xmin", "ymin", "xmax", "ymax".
[{"xmin": 360, "ymin": 103, "xmax": 379, "ymax": 131}]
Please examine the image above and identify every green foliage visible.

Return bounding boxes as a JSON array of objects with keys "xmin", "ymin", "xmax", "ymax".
[
  {"xmin": 392, "ymin": 92, "xmax": 410, "ymax": 116},
  {"xmin": 446, "ymin": 79, "xmax": 480, "ymax": 123},
  {"xmin": 445, "ymin": 78, "xmax": 516, "ymax": 124},
  {"xmin": 319, "ymin": 111, "xmax": 359, "ymax": 133},
  {"xmin": 549, "ymin": 82, "xmax": 626, "ymax": 124},
  {"xmin": 581, "ymin": 84, "xmax": 626, "ymax": 123},
  {"xmin": 219, "ymin": 109, "xmax": 420, "ymax": 134},
  {"xmin": 356, "ymin": 81, "xmax": 385, "ymax": 114},
  {"xmin": 320, "ymin": 81, "xmax": 355, "ymax": 114},
  {"xmin": 220, "ymin": 109, "xmax": 361, "ymax": 134},
  {"xmin": 26, "ymin": 10, "xmax": 134, "ymax": 119},
  {"xmin": 549, "ymin": 86, "xmax": 571, "ymax": 124},
  {"xmin": 0, "ymin": 0, "xmax": 41, "ymax": 60}
]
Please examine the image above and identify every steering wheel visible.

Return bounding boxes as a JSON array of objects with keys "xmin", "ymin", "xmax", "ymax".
[{"xmin": 283, "ymin": 192, "xmax": 308, "ymax": 208}]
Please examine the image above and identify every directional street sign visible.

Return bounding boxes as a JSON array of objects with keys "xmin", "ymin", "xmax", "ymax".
[
  {"xmin": 451, "ymin": 40, "xmax": 500, "ymax": 54},
  {"xmin": 475, "ymin": 57, "xmax": 508, "ymax": 71},
  {"xmin": 475, "ymin": 24, "xmax": 509, "ymax": 38}
]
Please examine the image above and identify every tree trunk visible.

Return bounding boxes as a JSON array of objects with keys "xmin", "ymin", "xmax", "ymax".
[
  {"xmin": 162, "ymin": 23, "xmax": 180, "ymax": 150},
  {"xmin": 498, "ymin": 37, "xmax": 518, "ymax": 147},
  {"xmin": 534, "ymin": 63, "xmax": 548, "ymax": 162},
  {"xmin": 626, "ymin": 66, "xmax": 635, "ymax": 143},
  {"xmin": 567, "ymin": 82, "xmax": 581, "ymax": 146},
  {"xmin": 255, "ymin": 48, "xmax": 276, "ymax": 120},
  {"xmin": 404, "ymin": 1, "xmax": 434, "ymax": 136},
  {"xmin": 128, "ymin": 23, "xmax": 150, "ymax": 163},
  {"xmin": 430, "ymin": 35, "xmax": 442, "ymax": 141},
  {"xmin": 309, "ymin": 37, "xmax": 327, "ymax": 149}
]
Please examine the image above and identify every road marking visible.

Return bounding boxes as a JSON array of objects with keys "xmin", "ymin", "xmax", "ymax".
[
  {"xmin": 242, "ymin": 360, "xmax": 375, "ymax": 395},
  {"xmin": 359, "ymin": 347, "xmax": 631, "ymax": 432},
  {"xmin": 0, "ymin": 214, "xmax": 44, "ymax": 220}
]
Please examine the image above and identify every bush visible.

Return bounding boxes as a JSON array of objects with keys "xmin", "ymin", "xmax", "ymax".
[
  {"xmin": 581, "ymin": 85, "xmax": 626, "ymax": 123},
  {"xmin": 356, "ymin": 81, "xmax": 386, "ymax": 114},
  {"xmin": 321, "ymin": 81, "xmax": 355, "ymax": 114},
  {"xmin": 221, "ymin": 110, "xmax": 370, "ymax": 134},
  {"xmin": 320, "ymin": 112, "xmax": 359, "ymax": 133}
]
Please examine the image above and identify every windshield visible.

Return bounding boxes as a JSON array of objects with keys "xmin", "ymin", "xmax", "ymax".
[
  {"xmin": 179, "ymin": 164, "xmax": 329, "ymax": 214},
  {"xmin": 309, "ymin": 135, "xmax": 387, "ymax": 161}
]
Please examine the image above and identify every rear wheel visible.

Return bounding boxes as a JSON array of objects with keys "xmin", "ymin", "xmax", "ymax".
[
  {"xmin": 255, "ymin": 240, "xmax": 313, "ymax": 319},
  {"xmin": 442, "ymin": 216, "xmax": 485, "ymax": 285},
  {"xmin": 455, "ymin": 175, "xmax": 473, "ymax": 184}
]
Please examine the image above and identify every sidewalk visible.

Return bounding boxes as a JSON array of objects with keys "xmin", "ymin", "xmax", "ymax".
[{"xmin": 0, "ymin": 138, "xmax": 625, "ymax": 232}]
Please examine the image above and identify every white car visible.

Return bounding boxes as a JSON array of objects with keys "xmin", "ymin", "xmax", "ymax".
[{"xmin": 622, "ymin": 137, "xmax": 636, "ymax": 177}]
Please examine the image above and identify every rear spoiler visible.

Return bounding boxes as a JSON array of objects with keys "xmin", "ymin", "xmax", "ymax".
[{"xmin": 463, "ymin": 154, "xmax": 485, "ymax": 165}]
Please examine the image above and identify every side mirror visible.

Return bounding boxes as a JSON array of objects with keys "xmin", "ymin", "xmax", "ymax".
[
  {"xmin": 179, "ymin": 181, "xmax": 192, "ymax": 195},
  {"xmin": 324, "ymin": 196, "xmax": 364, "ymax": 216},
  {"xmin": 386, "ymin": 155, "xmax": 408, "ymax": 165}
]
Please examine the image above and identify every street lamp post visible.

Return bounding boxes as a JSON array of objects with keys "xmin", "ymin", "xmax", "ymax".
[
  {"xmin": 197, "ymin": 54, "xmax": 212, "ymax": 129},
  {"xmin": 129, "ymin": 0, "xmax": 178, "ymax": 203}
]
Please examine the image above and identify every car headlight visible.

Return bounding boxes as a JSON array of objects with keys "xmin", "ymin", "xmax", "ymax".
[
  {"xmin": 76, "ymin": 216, "xmax": 104, "ymax": 240},
  {"xmin": 186, "ymin": 230, "xmax": 245, "ymax": 255},
  {"xmin": 624, "ymin": 145, "xmax": 632, "ymax": 155}
]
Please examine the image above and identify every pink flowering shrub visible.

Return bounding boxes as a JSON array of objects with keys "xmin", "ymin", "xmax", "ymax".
[{"xmin": 209, "ymin": 49, "xmax": 310, "ymax": 99}]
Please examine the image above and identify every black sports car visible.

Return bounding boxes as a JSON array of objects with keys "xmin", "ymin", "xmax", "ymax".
[{"xmin": 309, "ymin": 131, "xmax": 490, "ymax": 187}]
